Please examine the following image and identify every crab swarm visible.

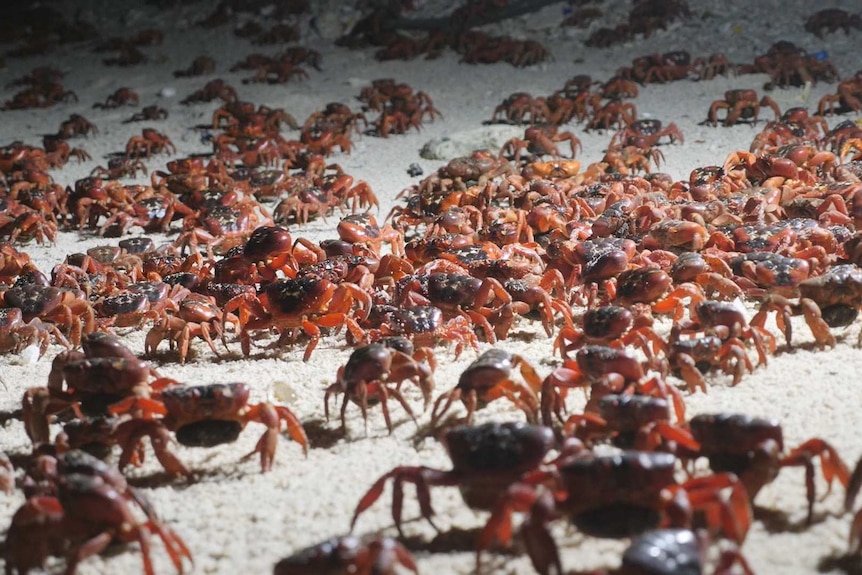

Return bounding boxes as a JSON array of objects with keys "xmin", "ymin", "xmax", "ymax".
[{"xmin": 3, "ymin": 1, "xmax": 862, "ymax": 574}]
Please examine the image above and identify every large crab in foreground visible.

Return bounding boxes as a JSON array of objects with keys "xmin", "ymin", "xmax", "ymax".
[
  {"xmin": 685, "ymin": 413, "xmax": 850, "ymax": 524},
  {"xmin": 22, "ymin": 332, "xmax": 167, "ymax": 446},
  {"xmin": 110, "ymin": 381, "xmax": 309, "ymax": 475},
  {"xmin": 351, "ymin": 421, "xmax": 554, "ymax": 536},
  {"xmin": 4, "ymin": 450, "xmax": 192, "ymax": 575},
  {"xmin": 478, "ymin": 445, "xmax": 752, "ymax": 575}
]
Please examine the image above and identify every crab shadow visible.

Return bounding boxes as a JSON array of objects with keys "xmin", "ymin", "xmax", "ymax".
[
  {"xmin": 401, "ymin": 525, "xmax": 522, "ymax": 558},
  {"xmin": 126, "ymin": 463, "xmax": 251, "ymax": 490},
  {"xmin": 302, "ymin": 418, "xmax": 345, "ymax": 450},
  {"xmin": 818, "ymin": 554, "xmax": 862, "ymax": 575},
  {"xmin": 753, "ymin": 505, "xmax": 837, "ymax": 535}
]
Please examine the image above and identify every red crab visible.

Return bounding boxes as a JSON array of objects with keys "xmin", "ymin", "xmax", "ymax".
[
  {"xmin": 431, "ymin": 348, "xmax": 542, "ymax": 426},
  {"xmin": 92, "ymin": 87, "xmax": 139, "ymax": 109},
  {"xmin": 751, "ymin": 263, "xmax": 862, "ymax": 349},
  {"xmin": 224, "ymin": 275, "xmax": 371, "ymax": 360},
  {"xmin": 351, "ymin": 421, "xmax": 554, "ymax": 535},
  {"xmin": 804, "ymin": 9, "xmax": 862, "ymax": 38},
  {"xmin": 21, "ymin": 331, "xmax": 167, "ymax": 444},
  {"xmin": 111, "ymin": 381, "xmax": 308, "ymax": 474},
  {"xmin": 490, "ymin": 93, "xmax": 551, "ymax": 125},
  {"xmin": 479, "ymin": 447, "xmax": 751, "ymax": 575},
  {"xmin": 583, "ymin": 528, "xmax": 754, "ymax": 575},
  {"xmin": 125, "ymin": 128, "xmax": 176, "ymax": 159},
  {"xmin": 554, "ymin": 304, "xmax": 665, "ymax": 362},
  {"xmin": 145, "ymin": 292, "xmax": 236, "ymax": 364},
  {"xmin": 1, "ymin": 284, "xmax": 95, "ymax": 347},
  {"xmin": 609, "ymin": 118, "xmax": 683, "ymax": 150},
  {"xmin": 687, "ymin": 413, "xmax": 850, "ymax": 524},
  {"xmin": 274, "ymin": 535, "xmax": 417, "ymax": 575},
  {"xmin": 324, "ymin": 340, "xmax": 434, "ymax": 434},
  {"xmin": 357, "ymin": 304, "xmax": 481, "ymax": 358},
  {"xmin": 818, "ymin": 71, "xmax": 862, "ymax": 116},
  {"xmin": 707, "ymin": 89, "xmax": 780, "ymax": 127},
  {"xmin": 500, "ymin": 125, "xmax": 581, "ymax": 163},
  {"xmin": 4, "ymin": 450, "xmax": 192, "ymax": 575}
]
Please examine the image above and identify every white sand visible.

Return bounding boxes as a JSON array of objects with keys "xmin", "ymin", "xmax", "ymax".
[{"xmin": 2, "ymin": 0, "xmax": 862, "ymax": 573}]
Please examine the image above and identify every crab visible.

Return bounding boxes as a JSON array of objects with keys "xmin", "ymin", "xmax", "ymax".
[
  {"xmin": 804, "ymin": 8, "xmax": 862, "ymax": 38},
  {"xmin": 174, "ymin": 202, "xmax": 269, "ymax": 258},
  {"xmin": 336, "ymin": 214, "xmax": 400, "ymax": 257},
  {"xmin": 561, "ymin": 392, "xmax": 697, "ymax": 452},
  {"xmin": 587, "ymin": 99, "xmax": 637, "ymax": 131},
  {"xmin": 695, "ymin": 53, "xmax": 734, "ymax": 81},
  {"xmin": 817, "ymin": 71, "xmax": 862, "ymax": 116},
  {"xmin": 173, "ymin": 55, "xmax": 216, "ymax": 77},
  {"xmin": 479, "ymin": 447, "xmax": 752, "ymax": 575},
  {"xmin": 145, "ymin": 293, "xmax": 235, "ymax": 363},
  {"xmin": 0, "ymin": 306, "xmax": 65, "ymax": 357},
  {"xmin": 274, "ymin": 535, "xmax": 417, "ymax": 575},
  {"xmin": 600, "ymin": 76, "xmax": 639, "ymax": 99},
  {"xmin": 581, "ymin": 528, "xmax": 753, "ymax": 575},
  {"xmin": 324, "ymin": 340, "xmax": 434, "ymax": 434},
  {"xmin": 636, "ymin": 51, "xmax": 698, "ymax": 84},
  {"xmin": 123, "ymin": 105, "xmax": 169, "ymax": 123},
  {"xmin": 706, "ymin": 89, "xmax": 780, "ymax": 127},
  {"xmin": 460, "ymin": 35, "xmax": 551, "ymax": 68},
  {"xmin": 843, "ymin": 453, "xmax": 862, "ymax": 554},
  {"xmin": 0, "ymin": 209, "xmax": 59, "ymax": 245},
  {"xmin": 430, "ymin": 349, "xmax": 542, "ymax": 426},
  {"xmin": 554, "ymin": 304, "xmax": 666, "ymax": 362},
  {"xmin": 541, "ymin": 345, "xmax": 687, "ymax": 429},
  {"xmin": 351, "ymin": 421, "xmax": 554, "ymax": 535},
  {"xmin": 602, "ymin": 145, "xmax": 664, "ymax": 174},
  {"xmin": 94, "ymin": 281, "xmax": 185, "ymax": 330},
  {"xmin": 92, "ymin": 87, "xmax": 139, "ymax": 109},
  {"xmin": 88, "ymin": 157, "xmax": 148, "ymax": 181},
  {"xmin": 358, "ymin": 305, "xmax": 481, "ymax": 359},
  {"xmin": 224, "ymin": 274, "xmax": 371, "ymax": 360},
  {"xmin": 180, "ymin": 78, "xmax": 238, "ymax": 104},
  {"xmin": 729, "ymin": 252, "xmax": 811, "ymax": 296},
  {"xmin": 393, "ymin": 271, "xmax": 513, "ymax": 342},
  {"xmin": 609, "ymin": 118, "xmax": 683, "ymax": 150},
  {"xmin": 125, "ymin": 128, "xmax": 176, "ymax": 159},
  {"xmin": 687, "ymin": 413, "xmax": 850, "ymax": 524},
  {"xmin": 740, "ymin": 41, "xmax": 839, "ymax": 88},
  {"xmin": 500, "ymin": 125, "xmax": 581, "ymax": 163},
  {"xmin": 42, "ymin": 135, "xmax": 92, "ymax": 169},
  {"xmin": 663, "ymin": 330, "xmax": 752, "ymax": 393},
  {"xmin": 56, "ymin": 113, "xmax": 99, "ymax": 139},
  {"xmin": 751, "ymin": 263, "xmax": 862, "ymax": 349},
  {"xmin": 110, "ymin": 381, "xmax": 308, "ymax": 475},
  {"xmin": 670, "ymin": 300, "xmax": 773, "ymax": 377},
  {"xmin": 1, "ymin": 284, "xmax": 95, "ymax": 347},
  {"xmin": 21, "ymin": 331, "xmax": 167, "ymax": 444},
  {"xmin": 0, "ymin": 242, "xmax": 37, "ymax": 285},
  {"xmin": 490, "ymin": 92, "xmax": 551, "ymax": 125},
  {"xmin": 3, "ymin": 450, "xmax": 192, "ymax": 575}
]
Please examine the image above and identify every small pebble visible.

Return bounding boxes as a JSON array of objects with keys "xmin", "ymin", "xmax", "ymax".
[
  {"xmin": 407, "ymin": 163, "xmax": 423, "ymax": 177},
  {"xmin": 159, "ymin": 87, "xmax": 177, "ymax": 98},
  {"xmin": 18, "ymin": 345, "xmax": 41, "ymax": 365},
  {"xmin": 272, "ymin": 380, "xmax": 298, "ymax": 403}
]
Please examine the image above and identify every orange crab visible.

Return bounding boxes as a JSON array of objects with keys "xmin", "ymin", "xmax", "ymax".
[
  {"xmin": 224, "ymin": 274, "xmax": 371, "ymax": 360},
  {"xmin": 111, "ymin": 381, "xmax": 308, "ymax": 474}
]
